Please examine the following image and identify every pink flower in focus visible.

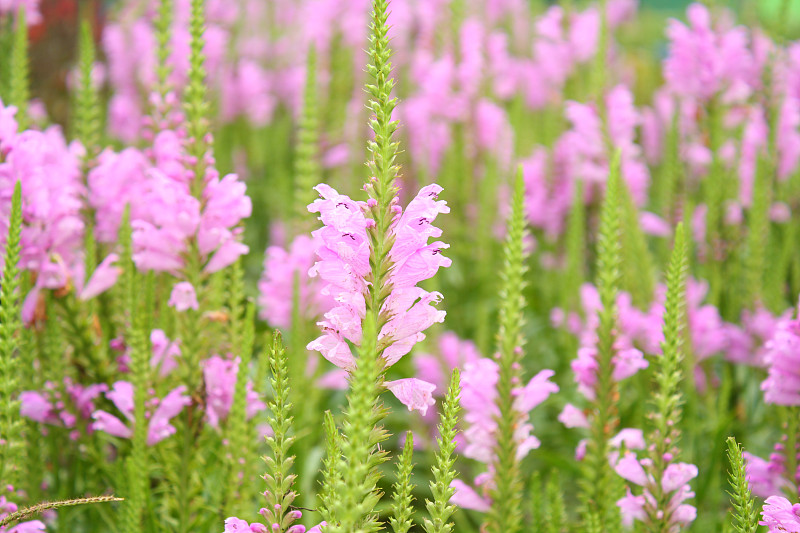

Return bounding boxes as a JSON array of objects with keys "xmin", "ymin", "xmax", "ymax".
[
  {"xmin": 761, "ymin": 496, "xmax": 800, "ymax": 533},
  {"xmin": 306, "ymin": 184, "xmax": 450, "ymax": 370},
  {"xmin": 385, "ymin": 378, "xmax": 436, "ymax": 416}
]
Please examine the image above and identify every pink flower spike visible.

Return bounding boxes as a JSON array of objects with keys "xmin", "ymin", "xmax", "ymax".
[
  {"xmin": 79, "ymin": 253, "xmax": 121, "ymax": 300},
  {"xmin": 168, "ymin": 281, "xmax": 199, "ymax": 312},
  {"xmin": 385, "ymin": 378, "xmax": 436, "ymax": 416}
]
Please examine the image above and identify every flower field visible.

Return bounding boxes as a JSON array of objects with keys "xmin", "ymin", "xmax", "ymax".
[{"xmin": 1, "ymin": 0, "xmax": 800, "ymax": 532}]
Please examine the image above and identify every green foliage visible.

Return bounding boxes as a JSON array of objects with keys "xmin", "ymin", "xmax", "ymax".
[
  {"xmin": 563, "ymin": 180, "xmax": 586, "ymax": 311},
  {"xmin": 390, "ymin": 432, "xmax": 416, "ymax": 533},
  {"xmin": 544, "ymin": 475, "xmax": 567, "ymax": 533},
  {"xmin": 293, "ymin": 46, "xmax": 321, "ymax": 233},
  {"xmin": 648, "ymin": 223, "xmax": 690, "ymax": 533},
  {"xmin": 581, "ymin": 152, "xmax": 623, "ymax": 528},
  {"xmin": 327, "ymin": 313, "xmax": 389, "ymax": 533},
  {"xmin": 122, "ymin": 233, "xmax": 149, "ymax": 533},
  {"xmin": 224, "ymin": 296, "xmax": 256, "ymax": 516},
  {"xmin": 725, "ymin": 438, "xmax": 759, "ymax": 533},
  {"xmin": 74, "ymin": 18, "xmax": 102, "ymax": 158},
  {"xmin": 319, "ymin": 410, "xmax": 342, "ymax": 524},
  {"xmin": 8, "ymin": 8, "xmax": 29, "ymax": 130},
  {"xmin": 0, "ymin": 182, "xmax": 23, "ymax": 487},
  {"xmin": 154, "ymin": 0, "xmax": 174, "ymax": 94},
  {"xmin": 262, "ymin": 333, "xmax": 301, "ymax": 533},
  {"xmin": 184, "ymin": 0, "xmax": 212, "ymax": 197},
  {"xmin": 485, "ymin": 168, "xmax": 528, "ymax": 533},
  {"xmin": 423, "ymin": 369, "xmax": 462, "ymax": 533},
  {"xmin": 620, "ymin": 181, "xmax": 656, "ymax": 309}
]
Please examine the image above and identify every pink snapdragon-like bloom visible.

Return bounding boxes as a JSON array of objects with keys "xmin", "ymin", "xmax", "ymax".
[
  {"xmin": 414, "ymin": 331, "xmax": 481, "ymax": 391},
  {"xmin": 306, "ymin": 183, "xmax": 450, "ymax": 370},
  {"xmin": 663, "ymin": 3, "xmax": 754, "ymax": 102},
  {"xmin": 614, "ymin": 452, "xmax": 698, "ymax": 529},
  {"xmin": 258, "ymin": 234, "xmax": 334, "ymax": 329},
  {"xmin": 222, "ymin": 517, "xmax": 267, "ymax": 532},
  {"xmin": 91, "ymin": 381, "xmax": 191, "ymax": 445},
  {"xmin": 561, "ymin": 85, "xmax": 650, "ymax": 207},
  {"xmin": 761, "ymin": 309, "xmax": 800, "ymax": 406},
  {"xmin": 743, "ymin": 451, "xmax": 793, "ymax": 499},
  {"xmin": 150, "ymin": 329, "xmax": 181, "ymax": 376},
  {"xmin": 87, "ymin": 148, "xmax": 150, "ymax": 243},
  {"xmin": 571, "ymin": 345, "xmax": 648, "ymax": 401},
  {"xmin": 521, "ymin": 146, "xmax": 574, "ymax": 240},
  {"xmin": 0, "ymin": 103, "xmax": 85, "ymax": 310},
  {"xmin": 203, "ymin": 355, "xmax": 267, "ymax": 428},
  {"xmin": 19, "ymin": 379, "xmax": 107, "ymax": 435},
  {"xmin": 761, "ymin": 496, "xmax": 800, "ymax": 533},
  {"xmin": 107, "ymin": 124, "xmax": 252, "ymax": 275},
  {"xmin": 168, "ymin": 281, "xmax": 199, "ymax": 312},
  {"xmin": 385, "ymin": 378, "xmax": 436, "ymax": 416},
  {"xmin": 80, "ymin": 254, "xmax": 122, "ymax": 301},
  {"xmin": 451, "ymin": 358, "xmax": 558, "ymax": 510}
]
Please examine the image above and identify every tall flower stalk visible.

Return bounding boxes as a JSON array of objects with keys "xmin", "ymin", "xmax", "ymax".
[
  {"xmin": 0, "ymin": 183, "xmax": 23, "ymax": 488},
  {"xmin": 486, "ymin": 168, "xmax": 529, "ymax": 533},
  {"xmin": 580, "ymin": 152, "xmax": 624, "ymax": 527}
]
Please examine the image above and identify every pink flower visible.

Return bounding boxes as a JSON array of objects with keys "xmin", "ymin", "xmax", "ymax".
[
  {"xmin": 662, "ymin": 463, "xmax": 699, "ymax": 492},
  {"xmin": 306, "ymin": 184, "xmax": 450, "ymax": 370},
  {"xmin": 761, "ymin": 311, "xmax": 800, "ymax": 406},
  {"xmin": 222, "ymin": 517, "xmax": 267, "ymax": 532},
  {"xmin": 258, "ymin": 234, "xmax": 334, "ymax": 328},
  {"xmin": 744, "ymin": 451, "xmax": 792, "ymax": 498},
  {"xmin": 168, "ymin": 282, "xmax": 199, "ymax": 312},
  {"xmin": 150, "ymin": 330, "xmax": 181, "ymax": 376},
  {"xmin": 460, "ymin": 359, "xmax": 557, "ymax": 465},
  {"xmin": 414, "ymin": 331, "xmax": 481, "ymax": 391},
  {"xmin": 663, "ymin": 3, "xmax": 754, "ymax": 102},
  {"xmin": 19, "ymin": 391, "xmax": 57, "ymax": 425},
  {"xmin": 91, "ymin": 381, "xmax": 190, "ymax": 445},
  {"xmin": 385, "ymin": 378, "xmax": 436, "ymax": 416},
  {"xmin": 80, "ymin": 254, "xmax": 122, "ymax": 301},
  {"xmin": 615, "ymin": 452, "xmax": 649, "ymax": 486},
  {"xmin": 558, "ymin": 404, "xmax": 589, "ymax": 429},
  {"xmin": 610, "ymin": 429, "xmax": 646, "ymax": 450},
  {"xmin": 203, "ymin": 356, "xmax": 239, "ymax": 429},
  {"xmin": 761, "ymin": 496, "xmax": 800, "ymax": 533},
  {"xmin": 203, "ymin": 355, "xmax": 266, "ymax": 428},
  {"xmin": 450, "ymin": 480, "xmax": 491, "ymax": 512},
  {"xmin": 617, "ymin": 488, "xmax": 647, "ymax": 527}
]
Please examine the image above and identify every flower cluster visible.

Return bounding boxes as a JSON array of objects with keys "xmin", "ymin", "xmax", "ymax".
[
  {"xmin": 451, "ymin": 358, "xmax": 558, "ymax": 511},
  {"xmin": 615, "ymin": 453, "xmax": 698, "ymax": 529},
  {"xmin": 306, "ymin": 183, "xmax": 450, "ymax": 370},
  {"xmin": 91, "ymin": 381, "xmax": 191, "ymax": 446}
]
